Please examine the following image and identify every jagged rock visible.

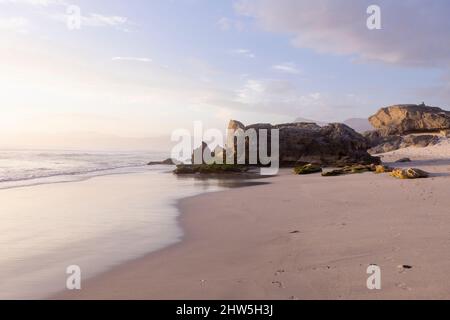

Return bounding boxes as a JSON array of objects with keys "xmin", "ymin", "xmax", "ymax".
[
  {"xmin": 294, "ymin": 164, "xmax": 322, "ymax": 175},
  {"xmin": 364, "ymin": 105, "xmax": 445, "ymax": 154},
  {"xmin": 228, "ymin": 120, "xmax": 245, "ymax": 131},
  {"xmin": 395, "ymin": 158, "xmax": 411, "ymax": 163},
  {"xmin": 404, "ymin": 135, "xmax": 440, "ymax": 147},
  {"xmin": 366, "ymin": 133, "xmax": 440, "ymax": 154},
  {"xmin": 369, "ymin": 104, "xmax": 450, "ymax": 135},
  {"xmin": 390, "ymin": 168, "xmax": 430, "ymax": 179},
  {"xmin": 363, "ymin": 130, "xmax": 383, "ymax": 146},
  {"xmin": 147, "ymin": 158, "xmax": 176, "ymax": 165},
  {"xmin": 191, "ymin": 142, "xmax": 226, "ymax": 164},
  {"xmin": 230, "ymin": 121, "xmax": 379, "ymax": 167},
  {"xmin": 191, "ymin": 142, "xmax": 210, "ymax": 164},
  {"xmin": 321, "ymin": 164, "xmax": 376, "ymax": 177},
  {"xmin": 366, "ymin": 135, "xmax": 403, "ymax": 154}
]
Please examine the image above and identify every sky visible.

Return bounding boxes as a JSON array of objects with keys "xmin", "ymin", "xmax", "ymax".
[{"xmin": 1, "ymin": 0, "xmax": 450, "ymax": 149}]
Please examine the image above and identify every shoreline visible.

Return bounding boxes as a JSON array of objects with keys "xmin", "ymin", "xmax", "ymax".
[
  {"xmin": 55, "ymin": 160, "xmax": 450, "ymax": 299},
  {"xmin": 0, "ymin": 165, "xmax": 156, "ymax": 191},
  {"xmin": 52, "ymin": 174, "xmax": 274, "ymax": 300},
  {"xmin": 1, "ymin": 168, "xmax": 248, "ymax": 299}
]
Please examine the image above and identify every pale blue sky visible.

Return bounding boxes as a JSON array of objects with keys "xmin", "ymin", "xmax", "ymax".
[{"xmin": 1, "ymin": 0, "xmax": 450, "ymax": 148}]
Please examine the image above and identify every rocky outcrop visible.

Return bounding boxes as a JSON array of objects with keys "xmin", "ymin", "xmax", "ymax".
[
  {"xmin": 148, "ymin": 158, "xmax": 176, "ymax": 165},
  {"xmin": 191, "ymin": 142, "xmax": 213, "ymax": 164},
  {"xmin": 374, "ymin": 165, "xmax": 393, "ymax": 174},
  {"xmin": 369, "ymin": 104, "xmax": 450, "ymax": 135},
  {"xmin": 228, "ymin": 120, "xmax": 245, "ymax": 131},
  {"xmin": 228, "ymin": 120, "xmax": 380, "ymax": 167},
  {"xmin": 364, "ymin": 104, "xmax": 447, "ymax": 154},
  {"xmin": 321, "ymin": 164, "xmax": 377, "ymax": 176},
  {"xmin": 365, "ymin": 132, "xmax": 440, "ymax": 154},
  {"xmin": 191, "ymin": 142, "xmax": 228, "ymax": 165},
  {"xmin": 390, "ymin": 168, "xmax": 429, "ymax": 179},
  {"xmin": 294, "ymin": 164, "xmax": 322, "ymax": 175}
]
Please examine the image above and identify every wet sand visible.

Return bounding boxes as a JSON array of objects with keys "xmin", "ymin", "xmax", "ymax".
[{"xmin": 56, "ymin": 158, "xmax": 450, "ymax": 300}]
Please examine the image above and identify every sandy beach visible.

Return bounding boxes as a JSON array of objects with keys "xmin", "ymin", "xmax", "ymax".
[
  {"xmin": 56, "ymin": 151, "xmax": 450, "ymax": 300},
  {"xmin": 5, "ymin": 0, "xmax": 450, "ymax": 304}
]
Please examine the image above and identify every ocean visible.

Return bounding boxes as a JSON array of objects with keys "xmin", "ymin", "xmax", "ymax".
[
  {"xmin": 0, "ymin": 149, "xmax": 239, "ymax": 299},
  {"xmin": 0, "ymin": 149, "xmax": 169, "ymax": 189}
]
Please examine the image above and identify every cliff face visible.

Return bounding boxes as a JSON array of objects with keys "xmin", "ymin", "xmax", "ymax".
[{"xmin": 369, "ymin": 104, "xmax": 450, "ymax": 135}]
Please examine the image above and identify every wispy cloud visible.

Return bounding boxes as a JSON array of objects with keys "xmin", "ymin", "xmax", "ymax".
[
  {"xmin": 230, "ymin": 49, "xmax": 255, "ymax": 59},
  {"xmin": 82, "ymin": 14, "xmax": 128, "ymax": 28},
  {"xmin": 49, "ymin": 12, "xmax": 130, "ymax": 30},
  {"xmin": 236, "ymin": 0, "xmax": 450, "ymax": 67},
  {"xmin": 112, "ymin": 57, "xmax": 152, "ymax": 63},
  {"xmin": 0, "ymin": 0, "xmax": 131, "ymax": 31},
  {"xmin": 272, "ymin": 62, "xmax": 300, "ymax": 74}
]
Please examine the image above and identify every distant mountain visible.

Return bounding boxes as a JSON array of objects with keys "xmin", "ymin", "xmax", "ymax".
[
  {"xmin": 343, "ymin": 118, "xmax": 373, "ymax": 133},
  {"xmin": 294, "ymin": 117, "xmax": 373, "ymax": 133}
]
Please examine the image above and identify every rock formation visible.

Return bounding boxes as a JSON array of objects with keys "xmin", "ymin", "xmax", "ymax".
[
  {"xmin": 321, "ymin": 164, "xmax": 377, "ymax": 176},
  {"xmin": 390, "ymin": 168, "xmax": 429, "ymax": 179},
  {"xmin": 369, "ymin": 103, "xmax": 450, "ymax": 135},
  {"xmin": 364, "ymin": 104, "xmax": 448, "ymax": 154},
  {"xmin": 365, "ymin": 133, "xmax": 440, "ymax": 154},
  {"xmin": 148, "ymin": 158, "xmax": 176, "ymax": 165},
  {"xmin": 227, "ymin": 120, "xmax": 380, "ymax": 167},
  {"xmin": 294, "ymin": 164, "xmax": 323, "ymax": 175}
]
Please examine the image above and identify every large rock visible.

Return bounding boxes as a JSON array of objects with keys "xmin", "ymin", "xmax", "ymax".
[
  {"xmin": 369, "ymin": 104, "xmax": 450, "ymax": 135},
  {"xmin": 148, "ymin": 158, "xmax": 176, "ymax": 165},
  {"xmin": 390, "ymin": 168, "xmax": 430, "ymax": 179},
  {"xmin": 191, "ymin": 142, "xmax": 227, "ymax": 164},
  {"xmin": 191, "ymin": 142, "xmax": 211, "ymax": 164},
  {"xmin": 229, "ymin": 120, "xmax": 379, "ymax": 167},
  {"xmin": 366, "ymin": 133, "xmax": 440, "ymax": 154},
  {"xmin": 228, "ymin": 120, "xmax": 245, "ymax": 131}
]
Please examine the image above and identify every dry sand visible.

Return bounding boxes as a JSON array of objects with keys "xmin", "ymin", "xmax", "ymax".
[{"xmin": 56, "ymin": 150, "xmax": 450, "ymax": 300}]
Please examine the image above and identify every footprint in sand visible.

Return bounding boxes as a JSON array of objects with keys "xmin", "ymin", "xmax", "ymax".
[
  {"xmin": 274, "ymin": 269, "xmax": 285, "ymax": 276},
  {"xmin": 272, "ymin": 281, "xmax": 284, "ymax": 288},
  {"xmin": 397, "ymin": 265, "xmax": 413, "ymax": 273}
]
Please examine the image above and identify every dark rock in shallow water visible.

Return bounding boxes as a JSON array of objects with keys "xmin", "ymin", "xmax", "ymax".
[{"xmin": 147, "ymin": 158, "xmax": 176, "ymax": 165}]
